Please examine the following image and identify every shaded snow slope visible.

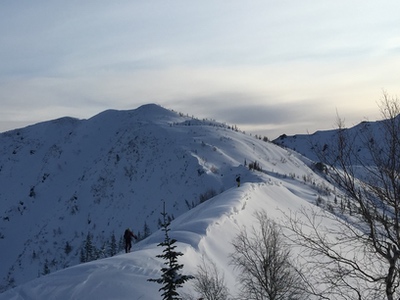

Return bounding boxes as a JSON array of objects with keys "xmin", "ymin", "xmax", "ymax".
[
  {"xmin": 1, "ymin": 174, "xmax": 333, "ymax": 300},
  {"xmin": 0, "ymin": 104, "xmax": 317, "ymax": 292}
]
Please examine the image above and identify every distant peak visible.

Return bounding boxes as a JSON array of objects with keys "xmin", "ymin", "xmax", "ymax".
[
  {"xmin": 134, "ymin": 103, "xmax": 179, "ymax": 119},
  {"xmin": 136, "ymin": 103, "xmax": 170, "ymax": 114}
]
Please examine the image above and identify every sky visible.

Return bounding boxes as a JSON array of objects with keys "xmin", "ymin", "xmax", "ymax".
[{"xmin": 1, "ymin": 1, "xmax": 400, "ymax": 139}]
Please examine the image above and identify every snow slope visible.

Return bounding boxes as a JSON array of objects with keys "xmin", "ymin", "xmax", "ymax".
[
  {"xmin": 1, "ymin": 103, "xmax": 350, "ymax": 299},
  {"xmin": 2, "ymin": 177, "xmax": 330, "ymax": 300}
]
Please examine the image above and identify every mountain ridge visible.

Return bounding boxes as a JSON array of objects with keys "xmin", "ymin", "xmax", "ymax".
[{"xmin": 272, "ymin": 117, "xmax": 394, "ymax": 163}]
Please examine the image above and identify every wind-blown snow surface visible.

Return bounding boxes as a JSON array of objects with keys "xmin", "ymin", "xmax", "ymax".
[{"xmin": 0, "ymin": 104, "xmax": 335, "ymax": 299}]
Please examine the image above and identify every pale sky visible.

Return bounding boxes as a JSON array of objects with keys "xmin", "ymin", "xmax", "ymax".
[{"xmin": 1, "ymin": 1, "xmax": 400, "ymax": 139}]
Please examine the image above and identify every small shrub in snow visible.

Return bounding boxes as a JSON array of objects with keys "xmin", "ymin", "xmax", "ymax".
[
  {"xmin": 248, "ymin": 160, "xmax": 262, "ymax": 172},
  {"xmin": 199, "ymin": 188, "xmax": 217, "ymax": 203}
]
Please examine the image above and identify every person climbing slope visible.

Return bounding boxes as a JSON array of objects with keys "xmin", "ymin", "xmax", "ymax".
[
  {"xmin": 236, "ymin": 175, "xmax": 241, "ymax": 187},
  {"xmin": 124, "ymin": 228, "xmax": 138, "ymax": 253}
]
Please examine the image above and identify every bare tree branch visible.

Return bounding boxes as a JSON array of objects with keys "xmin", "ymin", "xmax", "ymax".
[
  {"xmin": 286, "ymin": 92, "xmax": 400, "ymax": 300},
  {"xmin": 231, "ymin": 210, "xmax": 307, "ymax": 300}
]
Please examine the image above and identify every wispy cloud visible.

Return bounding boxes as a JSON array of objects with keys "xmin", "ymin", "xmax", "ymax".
[{"xmin": 0, "ymin": 1, "xmax": 399, "ymax": 137}]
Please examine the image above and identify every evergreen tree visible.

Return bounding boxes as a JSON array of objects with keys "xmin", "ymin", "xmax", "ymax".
[
  {"xmin": 96, "ymin": 242, "xmax": 106, "ymax": 259},
  {"xmin": 148, "ymin": 202, "xmax": 194, "ymax": 299},
  {"xmin": 83, "ymin": 232, "xmax": 95, "ymax": 262},
  {"xmin": 143, "ymin": 221, "xmax": 151, "ymax": 239},
  {"xmin": 80, "ymin": 248, "xmax": 85, "ymax": 263},
  {"xmin": 109, "ymin": 231, "xmax": 117, "ymax": 257},
  {"xmin": 118, "ymin": 235, "xmax": 125, "ymax": 253},
  {"xmin": 42, "ymin": 259, "xmax": 50, "ymax": 276},
  {"xmin": 64, "ymin": 241, "xmax": 72, "ymax": 255}
]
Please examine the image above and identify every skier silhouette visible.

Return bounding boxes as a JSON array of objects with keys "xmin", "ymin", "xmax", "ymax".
[
  {"xmin": 124, "ymin": 228, "xmax": 138, "ymax": 253},
  {"xmin": 236, "ymin": 175, "xmax": 241, "ymax": 187}
]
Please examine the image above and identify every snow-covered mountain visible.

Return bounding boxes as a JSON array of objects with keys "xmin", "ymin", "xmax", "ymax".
[
  {"xmin": 272, "ymin": 118, "xmax": 392, "ymax": 164},
  {"xmin": 0, "ymin": 104, "xmax": 344, "ymax": 299}
]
